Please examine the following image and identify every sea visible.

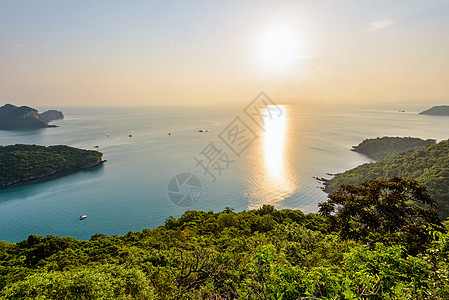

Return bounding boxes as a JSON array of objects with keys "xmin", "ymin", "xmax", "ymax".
[{"xmin": 1, "ymin": 102, "xmax": 449, "ymax": 242}]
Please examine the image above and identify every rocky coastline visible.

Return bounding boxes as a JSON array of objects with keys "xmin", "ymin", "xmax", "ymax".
[{"xmin": 314, "ymin": 173, "xmax": 340, "ymax": 194}]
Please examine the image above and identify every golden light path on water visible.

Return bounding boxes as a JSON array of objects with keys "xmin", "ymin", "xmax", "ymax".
[
  {"xmin": 246, "ymin": 105, "xmax": 297, "ymax": 209},
  {"xmin": 264, "ymin": 105, "xmax": 287, "ymax": 181}
]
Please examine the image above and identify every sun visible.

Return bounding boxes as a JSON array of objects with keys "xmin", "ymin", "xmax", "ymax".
[{"xmin": 257, "ymin": 26, "xmax": 301, "ymax": 71}]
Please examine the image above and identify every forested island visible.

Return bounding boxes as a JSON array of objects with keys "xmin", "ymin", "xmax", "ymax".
[
  {"xmin": 325, "ymin": 138, "xmax": 449, "ymax": 218},
  {"xmin": 351, "ymin": 136, "xmax": 435, "ymax": 160},
  {"xmin": 0, "ymin": 183, "xmax": 447, "ymax": 299},
  {"xmin": 0, "ymin": 144, "xmax": 104, "ymax": 187},
  {"xmin": 0, "ymin": 104, "xmax": 63, "ymax": 130}
]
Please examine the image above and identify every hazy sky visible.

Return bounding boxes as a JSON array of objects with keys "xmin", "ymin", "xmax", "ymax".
[{"xmin": 1, "ymin": 0, "xmax": 448, "ymax": 106}]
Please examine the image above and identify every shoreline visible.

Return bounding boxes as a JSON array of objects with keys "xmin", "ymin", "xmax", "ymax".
[
  {"xmin": 350, "ymin": 146, "xmax": 377, "ymax": 160},
  {"xmin": 314, "ymin": 172, "xmax": 341, "ymax": 194}
]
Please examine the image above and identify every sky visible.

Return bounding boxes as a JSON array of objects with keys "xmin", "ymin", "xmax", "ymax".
[{"xmin": 0, "ymin": 0, "xmax": 448, "ymax": 106}]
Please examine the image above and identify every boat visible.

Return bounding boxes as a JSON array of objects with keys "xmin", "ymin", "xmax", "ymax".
[
  {"xmin": 129, "ymin": 134, "xmax": 132, "ymax": 137},
  {"xmin": 79, "ymin": 214, "xmax": 87, "ymax": 220}
]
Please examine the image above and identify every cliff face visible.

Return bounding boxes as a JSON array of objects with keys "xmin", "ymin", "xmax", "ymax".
[
  {"xmin": 18, "ymin": 108, "xmax": 40, "ymax": 119},
  {"xmin": 0, "ymin": 104, "xmax": 63, "ymax": 130}
]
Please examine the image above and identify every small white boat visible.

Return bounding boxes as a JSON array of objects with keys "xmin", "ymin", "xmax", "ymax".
[{"xmin": 79, "ymin": 214, "xmax": 87, "ymax": 220}]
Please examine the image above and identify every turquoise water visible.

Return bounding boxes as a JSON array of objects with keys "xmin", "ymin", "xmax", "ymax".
[{"xmin": 1, "ymin": 104, "xmax": 448, "ymax": 242}]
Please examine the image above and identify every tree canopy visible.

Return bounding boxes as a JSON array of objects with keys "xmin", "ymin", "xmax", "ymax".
[
  {"xmin": 1, "ymin": 201, "xmax": 449, "ymax": 299},
  {"xmin": 319, "ymin": 177, "xmax": 444, "ymax": 254},
  {"xmin": 0, "ymin": 144, "xmax": 103, "ymax": 187},
  {"xmin": 351, "ymin": 136, "xmax": 435, "ymax": 161}
]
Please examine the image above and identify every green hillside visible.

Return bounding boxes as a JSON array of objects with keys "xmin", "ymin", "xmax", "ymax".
[
  {"xmin": 326, "ymin": 139, "xmax": 449, "ymax": 218},
  {"xmin": 0, "ymin": 193, "xmax": 448, "ymax": 299},
  {"xmin": 351, "ymin": 136, "xmax": 435, "ymax": 160}
]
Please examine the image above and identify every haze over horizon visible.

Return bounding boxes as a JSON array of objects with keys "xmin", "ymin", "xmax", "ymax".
[{"xmin": 1, "ymin": 0, "xmax": 448, "ymax": 107}]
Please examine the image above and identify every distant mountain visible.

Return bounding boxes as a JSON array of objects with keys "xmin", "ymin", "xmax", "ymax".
[
  {"xmin": 419, "ymin": 105, "xmax": 449, "ymax": 115},
  {"xmin": 0, "ymin": 104, "xmax": 63, "ymax": 130}
]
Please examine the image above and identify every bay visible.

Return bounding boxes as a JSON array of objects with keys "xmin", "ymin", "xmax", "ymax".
[{"xmin": 1, "ymin": 103, "xmax": 448, "ymax": 242}]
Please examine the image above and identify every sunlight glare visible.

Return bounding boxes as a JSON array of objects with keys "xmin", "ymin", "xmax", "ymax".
[
  {"xmin": 264, "ymin": 105, "xmax": 287, "ymax": 180},
  {"xmin": 245, "ymin": 105, "xmax": 297, "ymax": 209},
  {"xmin": 257, "ymin": 26, "xmax": 301, "ymax": 70}
]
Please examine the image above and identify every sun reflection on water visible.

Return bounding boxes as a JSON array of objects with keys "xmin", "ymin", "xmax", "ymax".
[
  {"xmin": 264, "ymin": 106, "xmax": 287, "ymax": 181},
  {"xmin": 246, "ymin": 105, "xmax": 296, "ymax": 209}
]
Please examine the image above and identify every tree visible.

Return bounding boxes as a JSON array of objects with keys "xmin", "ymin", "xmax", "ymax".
[{"xmin": 319, "ymin": 177, "xmax": 445, "ymax": 254}]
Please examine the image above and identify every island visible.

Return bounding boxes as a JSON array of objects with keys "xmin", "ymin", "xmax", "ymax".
[
  {"xmin": 0, "ymin": 144, "xmax": 104, "ymax": 188},
  {"xmin": 419, "ymin": 105, "xmax": 449, "ymax": 115},
  {"xmin": 324, "ymin": 138, "xmax": 449, "ymax": 218},
  {"xmin": 0, "ymin": 104, "xmax": 64, "ymax": 130},
  {"xmin": 351, "ymin": 136, "xmax": 436, "ymax": 160},
  {"xmin": 39, "ymin": 110, "xmax": 64, "ymax": 122}
]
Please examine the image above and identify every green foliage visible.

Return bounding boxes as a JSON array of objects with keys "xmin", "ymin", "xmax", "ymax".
[
  {"xmin": 319, "ymin": 177, "xmax": 444, "ymax": 254},
  {"xmin": 1, "ymin": 205, "xmax": 449, "ymax": 299},
  {"xmin": 0, "ymin": 144, "xmax": 103, "ymax": 187},
  {"xmin": 0, "ymin": 264, "xmax": 154, "ymax": 299},
  {"xmin": 327, "ymin": 139, "xmax": 449, "ymax": 218},
  {"xmin": 352, "ymin": 136, "xmax": 436, "ymax": 161}
]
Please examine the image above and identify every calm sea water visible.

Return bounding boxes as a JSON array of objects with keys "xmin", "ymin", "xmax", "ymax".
[{"xmin": 1, "ymin": 103, "xmax": 448, "ymax": 242}]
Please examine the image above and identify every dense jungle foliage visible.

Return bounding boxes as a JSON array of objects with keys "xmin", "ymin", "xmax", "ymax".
[
  {"xmin": 327, "ymin": 139, "xmax": 449, "ymax": 219},
  {"xmin": 1, "ymin": 178, "xmax": 448, "ymax": 299},
  {"xmin": 351, "ymin": 137, "xmax": 436, "ymax": 161},
  {"xmin": 0, "ymin": 144, "xmax": 103, "ymax": 187}
]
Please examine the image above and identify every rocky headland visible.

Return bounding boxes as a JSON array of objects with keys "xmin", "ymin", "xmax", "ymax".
[{"xmin": 0, "ymin": 104, "xmax": 64, "ymax": 130}]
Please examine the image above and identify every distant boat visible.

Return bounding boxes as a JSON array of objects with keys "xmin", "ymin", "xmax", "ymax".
[
  {"xmin": 129, "ymin": 134, "xmax": 132, "ymax": 137},
  {"xmin": 80, "ymin": 214, "xmax": 87, "ymax": 220},
  {"xmin": 94, "ymin": 145, "xmax": 99, "ymax": 148}
]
